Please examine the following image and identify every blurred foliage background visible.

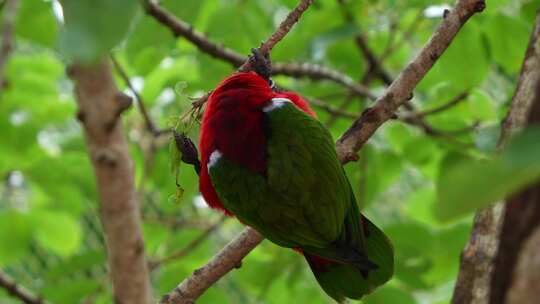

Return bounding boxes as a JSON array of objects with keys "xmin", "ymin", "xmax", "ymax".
[{"xmin": 1, "ymin": 0, "xmax": 539, "ymax": 303}]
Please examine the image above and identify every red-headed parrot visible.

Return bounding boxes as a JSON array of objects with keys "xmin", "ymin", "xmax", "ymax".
[{"xmin": 199, "ymin": 71, "xmax": 393, "ymax": 302}]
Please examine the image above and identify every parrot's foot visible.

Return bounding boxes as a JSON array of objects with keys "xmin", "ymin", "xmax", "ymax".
[{"xmin": 248, "ymin": 48, "xmax": 272, "ymax": 83}]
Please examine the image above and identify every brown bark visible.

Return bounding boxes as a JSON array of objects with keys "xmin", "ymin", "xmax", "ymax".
[
  {"xmin": 490, "ymin": 11, "xmax": 540, "ymax": 303},
  {"xmin": 69, "ymin": 62, "xmax": 152, "ymax": 304},
  {"xmin": 452, "ymin": 10, "xmax": 540, "ymax": 304}
]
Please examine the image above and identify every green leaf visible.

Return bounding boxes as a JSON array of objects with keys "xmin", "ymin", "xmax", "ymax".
[
  {"xmin": 0, "ymin": 210, "xmax": 33, "ymax": 265},
  {"xmin": 435, "ymin": 127, "xmax": 540, "ymax": 221},
  {"xmin": 59, "ymin": 0, "xmax": 139, "ymax": 62},
  {"xmin": 16, "ymin": 0, "xmax": 58, "ymax": 47},
  {"xmin": 31, "ymin": 210, "xmax": 82, "ymax": 256},
  {"xmin": 42, "ymin": 278, "xmax": 101, "ymax": 303},
  {"xmin": 419, "ymin": 21, "xmax": 488, "ymax": 93},
  {"xmin": 364, "ymin": 285, "xmax": 416, "ymax": 304},
  {"xmin": 46, "ymin": 250, "xmax": 106, "ymax": 280},
  {"xmin": 484, "ymin": 14, "xmax": 531, "ymax": 74}
]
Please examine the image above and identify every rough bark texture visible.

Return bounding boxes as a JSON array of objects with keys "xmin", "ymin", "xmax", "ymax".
[
  {"xmin": 69, "ymin": 62, "xmax": 152, "ymax": 304},
  {"xmin": 452, "ymin": 10, "xmax": 540, "ymax": 304},
  {"xmin": 506, "ymin": 221, "xmax": 540, "ymax": 304},
  {"xmin": 452, "ymin": 205, "xmax": 504, "ymax": 304},
  {"xmin": 490, "ymin": 12, "xmax": 540, "ymax": 303}
]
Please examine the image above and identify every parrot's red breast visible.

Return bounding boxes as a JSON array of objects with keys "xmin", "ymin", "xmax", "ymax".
[{"xmin": 199, "ymin": 72, "xmax": 315, "ymax": 214}]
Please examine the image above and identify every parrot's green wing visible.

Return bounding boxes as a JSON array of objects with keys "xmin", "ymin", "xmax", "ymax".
[
  {"xmin": 208, "ymin": 98, "xmax": 393, "ymax": 301},
  {"xmin": 208, "ymin": 98, "xmax": 363, "ymax": 251}
]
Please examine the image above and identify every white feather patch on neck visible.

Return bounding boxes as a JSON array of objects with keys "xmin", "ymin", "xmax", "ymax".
[
  {"xmin": 263, "ymin": 98, "xmax": 292, "ymax": 112},
  {"xmin": 208, "ymin": 150, "xmax": 223, "ymax": 170}
]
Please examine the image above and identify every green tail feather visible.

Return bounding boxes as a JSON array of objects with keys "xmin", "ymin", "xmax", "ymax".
[{"xmin": 304, "ymin": 216, "xmax": 394, "ymax": 303}]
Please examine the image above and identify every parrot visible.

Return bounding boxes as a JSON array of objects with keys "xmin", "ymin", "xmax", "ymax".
[{"xmin": 198, "ymin": 71, "xmax": 394, "ymax": 302}]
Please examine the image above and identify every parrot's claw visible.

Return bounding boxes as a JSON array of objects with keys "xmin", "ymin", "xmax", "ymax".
[{"xmin": 248, "ymin": 48, "xmax": 272, "ymax": 84}]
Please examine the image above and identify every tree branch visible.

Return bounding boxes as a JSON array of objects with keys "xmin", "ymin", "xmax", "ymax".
[
  {"xmin": 0, "ymin": 270, "xmax": 44, "ymax": 304},
  {"xmin": 0, "ymin": 0, "xmax": 20, "ymax": 91},
  {"xmin": 110, "ymin": 54, "xmax": 166, "ymax": 136},
  {"xmin": 489, "ymin": 11, "xmax": 540, "ymax": 304},
  {"xmin": 143, "ymin": 0, "xmax": 374, "ymax": 100},
  {"xmin": 242, "ymin": 0, "xmax": 314, "ymax": 64},
  {"xmin": 401, "ymin": 91, "xmax": 469, "ymax": 119},
  {"xmin": 452, "ymin": 10, "xmax": 540, "ymax": 304},
  {"xmin": 335, "ymin": 0, "xmax": 486, "ymax": 163},
  {"xmin": 68, "ymin": 61, "xmax": 153, "ymax": 304},
  {"xmin": 149, "ymin": 216, "xmax": 227, "ymax": 270}
]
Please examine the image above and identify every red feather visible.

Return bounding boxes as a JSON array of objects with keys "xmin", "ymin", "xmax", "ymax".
[{"xmin": 199, "ymin": 72, "xmax": 315, "ymax": 214}]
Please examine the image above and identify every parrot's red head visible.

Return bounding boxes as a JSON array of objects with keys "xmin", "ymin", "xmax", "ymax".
[{"xmin": 199, "ymin": 72, "xmax": 315, "ymax": 213}]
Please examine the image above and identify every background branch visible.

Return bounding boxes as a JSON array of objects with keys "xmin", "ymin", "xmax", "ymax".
[
  {"xmin": 143, "ymin": 0, "xmax": 374, "ymax": 100},
  {"xmin": 0, "ymin": 270, "xmax": 44, "ymax": 304},
  {"xmin": 0, "ymin": 0, "xmax": 20, "ymax": 91},
  {"xmin": 160, "ymin": 228, "xmax": 264, "ymax": 304},
  {"xmin": 68, "ymin": 61, "xmax": 153, "ymax": 304},
  {"xmin": 111, "ymin": 54, "xmax": 159, "ymax": 136},
  {"xmin": 452, "ymin": 10, "xmax": 540, "ymax": 304},
  {"xmin": 149, "ymin": 216, "xmax": 227, "ymax": 270}
]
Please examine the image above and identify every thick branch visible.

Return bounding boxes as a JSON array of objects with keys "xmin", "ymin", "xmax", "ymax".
[
  {"xmin": 452, "ymin": 10, "xmax": 540, "ymax": 304},
  {"xmin": 68, "ymin": 62, "xmax": 152, "ymax": 304},
  {"xmin": 335, "ymin": 0, "xmax": 485, "ymax": 163},
  {"xmin": 0, "ymin": 270, "xmax": 44, "ymax": 304},
  {"xmin": 490, "ymin": 11, "xmax": 540, "ymax": 304},
  {"xmin": 0, "ymin": 0, "xmax": 20, "ymax": 91}
]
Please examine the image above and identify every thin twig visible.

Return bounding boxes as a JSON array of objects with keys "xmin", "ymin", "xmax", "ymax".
[
  {"xmin": 240, "ymin": 0, "xmax": 314, "ymax": 70},
  {"xmin": 143, "ymin": 0, "xmax": 374, "ymax": 101},
  {"xmin": 380, "ymin": 10, "xmax": 424, "ymax": 62},
  {"xmin": 402, "ymin": 91, "xmax": 469, "ymax": 119},
  {"xmin": 160, "ymin": 228, "xmax": 264, "ymax": 304},
  {"xmin": 0, "ymin": 0, "xmax": 20, "ymax": 91},
  {"xmin": 0, "ymin": 270, "xmax": 45, "ymax": 304},
  {"xmin": 149, "ymin": 216, "xmax": 227, "ymax": 270},
  {"xmin": 143, "ymin": 215, "xmax": 218, "ymax": 230},
  {"xmin": 110, "ymin": 54, "xmax": 172, "ymax": 136},
  {"xmin": 309, "ymin": 98, "xmax": 358, "ymax": 119}
]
